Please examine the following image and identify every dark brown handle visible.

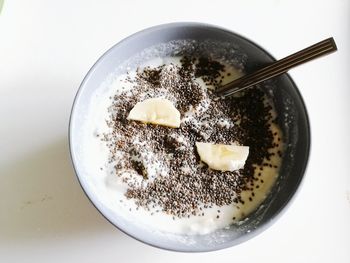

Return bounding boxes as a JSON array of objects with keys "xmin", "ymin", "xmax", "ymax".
[{"xmin": 216, "ymin": 37, "xmax": 337, "ymax": 97}]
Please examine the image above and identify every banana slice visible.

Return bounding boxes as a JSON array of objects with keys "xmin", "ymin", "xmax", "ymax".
[
  {"xmin": 127, "ymin": 98, "xmax": 181, "ymax": 128},
  {"xmin": 196, "ymin": 142, "xmax": 249, "ymax": 172}
]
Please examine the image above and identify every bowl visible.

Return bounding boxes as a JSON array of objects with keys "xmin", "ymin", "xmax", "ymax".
[{"xmin": 69, "ymin": 22, "xmax": 310, "ymax": 252}]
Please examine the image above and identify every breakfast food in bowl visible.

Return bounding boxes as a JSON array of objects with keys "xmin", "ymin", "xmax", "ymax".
[
  {"xmin": 70, "ymin": 23, "xmax": 310, "ymax": 251},
  {"xmin": 84, "ymin": 55, "xmax": 283, "ymax": 235}
]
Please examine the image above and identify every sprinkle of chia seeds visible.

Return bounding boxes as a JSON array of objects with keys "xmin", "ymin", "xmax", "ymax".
[{"xmin": 101, "ymin": 57, "xmax": 282, "ymax": 218}]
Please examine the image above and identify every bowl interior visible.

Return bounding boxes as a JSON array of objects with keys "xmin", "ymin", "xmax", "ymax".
[{"xmin": 69, "ymin": 23, "xmax": 310, "ymax": 252}]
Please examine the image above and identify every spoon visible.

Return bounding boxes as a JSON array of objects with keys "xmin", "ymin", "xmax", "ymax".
[{"xmin": 215, "ymin": 37, "xmax": 337, "ymax": 97}]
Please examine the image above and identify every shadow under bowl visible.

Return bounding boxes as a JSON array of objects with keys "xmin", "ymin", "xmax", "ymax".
[{"xmin": 69, "ymin": 22, "xmax": 310, "ymax": 252}]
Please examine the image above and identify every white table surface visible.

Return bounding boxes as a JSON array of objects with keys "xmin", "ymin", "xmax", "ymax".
[{"xmin": 1, "ymin": 0, "xmax": 349, "ymax": 262}]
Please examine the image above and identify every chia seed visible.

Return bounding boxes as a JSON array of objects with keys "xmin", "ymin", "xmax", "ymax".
[{"xmin": 101, "ymin": 57, "xmax": 282, "ymax": 218}]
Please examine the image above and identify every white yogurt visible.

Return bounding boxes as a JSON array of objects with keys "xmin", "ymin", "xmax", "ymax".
[{"xmin": 80, "ymin": 57, "xmax": 283, "ymax": 235}]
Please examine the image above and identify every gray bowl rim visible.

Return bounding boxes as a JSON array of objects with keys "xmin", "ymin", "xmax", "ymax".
[{"xmin": 68, "ymin": 22, "xmax": 311, "ymax": 252}]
